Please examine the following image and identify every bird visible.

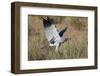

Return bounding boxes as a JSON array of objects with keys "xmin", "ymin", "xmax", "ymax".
[{"xmin": 42, "ymin": 17, "xmax": 67, "ymax": 51}]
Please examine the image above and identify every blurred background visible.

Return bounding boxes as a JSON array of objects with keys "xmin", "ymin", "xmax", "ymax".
[{"xmin": 28, "ymin": 15, "xmax": 88, "ymax": 60}]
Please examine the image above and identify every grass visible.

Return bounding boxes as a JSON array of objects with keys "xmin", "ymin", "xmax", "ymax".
[{"xmin": 28, "ymin": 15, "xmax": 88, "ymax": 60}]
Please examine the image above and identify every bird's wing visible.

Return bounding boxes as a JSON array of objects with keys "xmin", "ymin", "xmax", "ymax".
[
  {"xmin": 44, "ymin": 24, "xmax": 61, "ymax": 43},
  {"xmin": 59, "ymin": 27, "xmax": 67, "ymax": 37}
]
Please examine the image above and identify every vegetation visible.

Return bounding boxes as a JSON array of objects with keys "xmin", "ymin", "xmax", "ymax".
[{"xmin": 28, "ymin": 15, "xmax": 88, "ymax": 60}]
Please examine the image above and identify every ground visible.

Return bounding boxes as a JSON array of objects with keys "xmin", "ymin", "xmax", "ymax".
[{"xmin": 28, "ymin": 15, "xmax": 88, "ymax": 60}]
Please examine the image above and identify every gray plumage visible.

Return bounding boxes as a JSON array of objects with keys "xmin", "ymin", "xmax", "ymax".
[{"xmin": 43, "ymin": 17, "xmax": 67, "ymax": 51}]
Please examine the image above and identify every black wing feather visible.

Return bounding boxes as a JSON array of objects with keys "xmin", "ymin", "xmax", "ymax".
[{"xmin": 59, "ymin": 27, "xmax": 67, "ymax": 37}]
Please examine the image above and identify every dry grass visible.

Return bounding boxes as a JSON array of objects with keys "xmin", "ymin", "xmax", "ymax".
[{"xmin": 28, "ymin": 15, "xmax": 88, "ymax": 60}]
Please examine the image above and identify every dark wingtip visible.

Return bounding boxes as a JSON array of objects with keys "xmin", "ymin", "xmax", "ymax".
[
  {"xmin": 64, "ymin": 26, "xmax": 68, "ymax": 31},
  {"xmin": 47, "ymin": 16, "xmax": 50, "ymax": 21},
  {"xmin": 59, "ymin": 26, "xmax": 68, "ymax": 37},
  {"xmin": 43, "ymin": 18, "xmax": 47, "ymax": 25},
  {"xmin": 43, "ymin": 17, "xmax": 52, "ymax": 27},
  {"xmin": 43, "ymin": 18, "xmax": 47, "ymax": 21}
]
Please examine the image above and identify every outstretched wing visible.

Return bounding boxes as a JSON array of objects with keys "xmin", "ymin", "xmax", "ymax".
[
  {"xmin": 43, "ymin": 18, "xmax": 61, "ymax": 44},
  {"xmin": 44, "ymin": 24, "xmax": 61, "ymax": 43}
]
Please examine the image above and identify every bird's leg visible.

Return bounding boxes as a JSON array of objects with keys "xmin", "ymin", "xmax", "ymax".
[{"xmin": 55, "ymin": 43, "xmax": 59, "ymax": 52}]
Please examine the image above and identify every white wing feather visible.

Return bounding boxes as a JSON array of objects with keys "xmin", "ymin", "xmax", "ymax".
[{"xmin": 44, "ymin": 24, "xmax": 61, "ymax": 43}]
